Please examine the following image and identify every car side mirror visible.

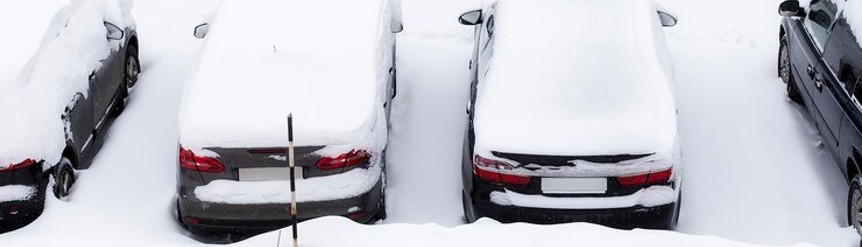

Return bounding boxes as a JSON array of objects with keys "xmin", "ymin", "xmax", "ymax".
[
  {"xmin": 194, "ymin": 23, "xmax": 209, "ymax": 39},
  {"xmin": 104, "ymin": 22, "xmax": 124, "ymax": 40},
  {"xmin": 391, "ymin": 21, "xmax": 404, "ymax": 34},
  {"xmin": 657, "ymin": 11, "xmax": 678, "ymax": 27},
  {"xmin": 459, "ymin": 10, "xmax": 482, "ymax": 26},
  {"xmin": 779, "ymin": 0, "xmax": 805, "ymax": 17}
]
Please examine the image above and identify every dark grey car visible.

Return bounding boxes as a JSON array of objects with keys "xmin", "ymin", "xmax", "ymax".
[{"xmin": 0, "ymin": 20, "xmax": 139, "ymax": 232}]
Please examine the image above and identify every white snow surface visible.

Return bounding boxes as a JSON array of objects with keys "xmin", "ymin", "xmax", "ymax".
[
  {"xmin": 0, "ymin": 0, "xmax": 858, "ymax": 246},
  {"xmin": 178, "ymin": 0, "xmax": 398, "ymax": 150},
  {"xmin": 194, "ymin": 164, "xmax": 381, "ymax": 204},
  {"xmin": 490, "ymin": 186, "xmax": 677, "ymax": 210},
  {"xmin": 0, "ymin": 0, "xmax": 134, "ymax": 168},
  {"xmin": 474, "ymin": 0, "xmax": 678, "ymax": 157},
  {"xmin": 0, "ymin": 185, "xmax": 37, "ymax": 202},
  {"xmin": 839, "ymin": 0, "xmax": 862, "ymax": 47},
  {"xmin": 229, "ymin": 217, "xmax": 813, "ymax": 247}
]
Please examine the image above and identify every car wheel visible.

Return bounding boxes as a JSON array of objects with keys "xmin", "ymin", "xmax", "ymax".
[
  {"xmin": 779, "ymin": 36, "xmax": 803, "ymax": 104},
  {"xmin": 849, "ymin": 174, "xmax": 862, "ymax": 236},
  {"xmin": 125, "ymin": 45, "xmax": 140, "ymax": 89},
  {"xmin": 52, "ymin": 158, "xmax": 76, "ymax": 199}
]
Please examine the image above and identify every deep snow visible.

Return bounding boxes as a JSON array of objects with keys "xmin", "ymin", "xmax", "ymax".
[{"xmin": 0, "ymin": 0, "xmax": 858, "ymax": 246}]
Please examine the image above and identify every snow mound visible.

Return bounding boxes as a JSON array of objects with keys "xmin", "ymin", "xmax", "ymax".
[
  {"xmin": 230, "ymin": 217, "xmax": 815, "ymax": 247},
  {"xmin": 194, "ymin": 164, "xmax": 381, "ymax": 204},
  {"xmin": 0, "ymin": 0, "xmax": 135, "ymax": 168},
  {"xmin": 473, "ymin": 0, "xmax": 678, "ymax": 157},
  {"xmin": 0, "ymin": 185, "xmax": 37, "ymax": 202}
]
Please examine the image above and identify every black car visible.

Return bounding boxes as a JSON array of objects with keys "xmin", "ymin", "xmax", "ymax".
[
  {"xmin": 778, "ymin": 0, "xmax": 862, "ymax": 235},
  {"xmin": 0, "ymin": 2, "xmax": 139, "ymax": 231},
  {"xmin": 458, "ymin": 0, "xmax": 682, "ymax": 229}
]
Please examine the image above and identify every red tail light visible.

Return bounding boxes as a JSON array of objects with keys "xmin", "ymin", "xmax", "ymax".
[
  {"xmin": 473, "ymin": 155, "xmax": 531, "ymax": 186},
  {"xmin": 617, "ymin": 168, "xmax": 673, "ymax": 188},
  {"xmin": 0, "ymin": 159, "xmax": 37, "ymax": 173},
  {"xmin": 316, "ymin": 150, "xmax": 371, "ymax": 170},
  {"xmin": 179, "ymin": 147, "xmax": 224, "ymax": 173}
]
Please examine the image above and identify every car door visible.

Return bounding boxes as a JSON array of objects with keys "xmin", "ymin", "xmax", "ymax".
[
  {"xmin": 794, "ymin": 0, "xmax": 841, "ymax": 148},
  {"xmin": 92, "ymin": 23, "xmax": 125, "ymax": 129},
  {"xmin": 842, "ymin": 77, "xmax": 862, "ymax": 176}
]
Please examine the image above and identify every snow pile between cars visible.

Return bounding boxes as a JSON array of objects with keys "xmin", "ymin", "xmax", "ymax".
[
  {"xmin": 227, "ymin": 217, "xmax": 815, "ymax": 247},
  {"xmin": 179, "ymin": 0, "xmax": 396, "ymax": 156},
  {"xmin": 0, "ymin": 0, "xmax": 134, "ymax": 168}
]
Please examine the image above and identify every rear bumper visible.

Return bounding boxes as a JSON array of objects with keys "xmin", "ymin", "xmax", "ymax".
[
  {"xmin": 467, "ymin": 178, "xmax": 680, "ymax": 229},
  {"xmin": 177, "ymin": 178, "xmax": 383, "ymax": 233},
  {"xmin": 473, "ymin": 197, "xmax": 677, "ymax": 229},
  {"xmin": 0, "ymin": 163, "xmax": 46, "ymax": 230}
]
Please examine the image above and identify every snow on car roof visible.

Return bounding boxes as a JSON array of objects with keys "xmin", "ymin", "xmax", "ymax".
[
  {"xmin": 0, "ymin": 0, "xmax": 133, "ymax": 167},
  {"xmin": 179, "ymin": 0, "xmax": 395, "ymax": 149},
  {"xmin": 474, "ymin": 0, "xmax": 678, "ymax": 157},
  {"xmin": 839, "ymin": 0, "xmax": 862, "ymax": 47}
]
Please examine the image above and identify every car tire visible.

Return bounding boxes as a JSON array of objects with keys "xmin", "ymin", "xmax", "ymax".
[
  {"xmin": 848, "ymin": 174, "xmax": 862, "ymax": 236},
  {"xmin": 779, "ymin": 35, "xmax": 803, "ymax": 104},
  {"xmin": 125, "ymin": 45, "xmax": 140, "ymax": 89},
  {"xmin": 52, "ymin": 157, "xmax": 76, "ymax": 199}
]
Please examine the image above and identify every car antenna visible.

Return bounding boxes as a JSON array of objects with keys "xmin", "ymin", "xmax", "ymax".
[{"xmin": 286, "ymin": 113, "xmax": 299, "ymax": 247}]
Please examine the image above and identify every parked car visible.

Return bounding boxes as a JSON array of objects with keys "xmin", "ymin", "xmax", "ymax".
[
  {"xmin": 174, "ymin": 0, "xmax": 402, "ymax": 237},
  {"xmin": 777, "ymin": 0, "xmax": 862, "ymax": 235},
  {"xmin": 0, "ymin": 0, "xmax": 138, "ymax": 231},
  {"xmin": 458, "ymin": 0, "xmax": 682, "ymax": 229}
]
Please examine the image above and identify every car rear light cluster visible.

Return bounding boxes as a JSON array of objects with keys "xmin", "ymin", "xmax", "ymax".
[
  {"xmin": 616, "ymin": 168, "xmax": 673, "ymax": 188},
  {"xmin": 179, "ymin": 147, "xmax": 225, "ymax": 173},
  {"xmin": 0, "ymin": 159, "xmax": 36, "ymax": 173},
  {"xmin": 473, "ymin": 155, "xmax": 531, "ymax": 186},
  {"xmin": 316, "ymin": 150, "xmax": 371, "ymax": 170}
]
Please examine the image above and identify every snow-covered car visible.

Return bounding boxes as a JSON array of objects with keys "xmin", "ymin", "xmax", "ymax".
[
  {"xmin": 0, "ymin": 0, "xmax": 138, "ymax": 229},
  {"xmin": 458, "ymin": 0, "xmax": 682, "ymax": 229},
  {"xmin": 777, "ymin": 0, "xmax": 862, "ymax": 236},
  {"xmin": 175, "ymin": 0, "xmax": 402, "ymax": 236}
]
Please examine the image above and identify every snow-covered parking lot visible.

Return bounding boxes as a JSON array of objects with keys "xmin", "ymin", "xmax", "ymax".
[{"xmin": 0, "ymin": 0, "xmax": 860, "ymax": 246}]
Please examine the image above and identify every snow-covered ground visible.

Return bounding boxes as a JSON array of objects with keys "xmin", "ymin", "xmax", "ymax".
[{"xmin": 0, "ymin": 0, "xmax": 859, "ymax": 246}]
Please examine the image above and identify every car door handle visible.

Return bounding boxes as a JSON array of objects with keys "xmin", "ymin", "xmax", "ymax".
[
  {"xmin": 814, "ymin": 74, "xmax": 824, "ymax": 90},
  {"xmin": 806, "ymin": 65, "xmax": 816, "ymax": 79}
]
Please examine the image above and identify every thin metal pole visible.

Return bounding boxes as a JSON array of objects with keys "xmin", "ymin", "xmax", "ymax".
[{"xmin": 287, "ymin": 114, "xmax": 298, "ymax": 247}]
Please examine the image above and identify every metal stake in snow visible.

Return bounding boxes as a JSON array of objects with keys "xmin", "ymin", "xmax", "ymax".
[{"xmin": 287, "ymin": 114, "xmax": 299, "ymax": 247}]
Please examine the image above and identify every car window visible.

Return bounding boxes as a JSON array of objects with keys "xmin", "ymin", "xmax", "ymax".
[{"xmin": 806, "ymin": 0, "xmax": 840, "ymax": 51}]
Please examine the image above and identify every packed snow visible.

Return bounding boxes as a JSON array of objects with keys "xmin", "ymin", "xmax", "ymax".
[
  {"xmin": 226, "ymin": 217, "xmax": 815, "ymax": 247},
  {"xmin": 0, "ymin": 0, "xmax": 134, "ymax": 168},
  {"xmin": 489, "ymin": 186, "xmax": 676, "ymax": 209},
  {"xmin": 0, "ymin": 185, "xmax": 36, "ymax": 202},
  {"xmin": 194, "ymin": 163, "xmax": 381, "ymax": 204},
  {"xmin": 473, "ymin": 0, "xmax": 678, "ymax": 157},
  {"xmin": 178, "ymin": 0, "xmax": 400, "ymax": 152},
  {"xmin": 0, "ymin": 0, "xmax": 859, "ymax": 246}
]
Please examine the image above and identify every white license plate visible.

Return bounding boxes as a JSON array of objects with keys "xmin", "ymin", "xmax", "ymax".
[
  {"xmin": 541, "ymin": 177, "xmax": 607, "ymax": 194},
  {"xmin": 238, "ymin": 167, "xmax": 303, "ymax": 181}
]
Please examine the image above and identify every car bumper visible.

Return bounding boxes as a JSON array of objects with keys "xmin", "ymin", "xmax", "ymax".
[
  {"xmin": 473, "ymin": 197, "xmax": 677, "ymax": 229},
  {"xmin": 177, "ymin": 178, "xmax": 383, "ymax": 233},
  {"xmin": 0, "ymin": 163, "xmax": 46, "ymax": 231},
  {"xmin": 468, "ymin": 179, "xmax": 680, "ymax": 229}
]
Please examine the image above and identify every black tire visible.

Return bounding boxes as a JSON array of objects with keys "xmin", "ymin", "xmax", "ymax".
[
  {"xmin": 52, "ymin": 158, "xmax": 76, "ymax": 199},
  {"xmin": 125, "ymin": 45, "xmax": 140, "ymax": 89},
  {"xmin": 779, "ymin": 36, "xmax": 803, "ymax": 104},
  {"xmin": 848, "ymin": 174, "xmax": 862, "ymax": 236}
]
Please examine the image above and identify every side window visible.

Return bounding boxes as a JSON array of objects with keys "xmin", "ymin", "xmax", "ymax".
[{"xmin": 806, "ymin": 0, "xmax": 839, "ymax": 51}]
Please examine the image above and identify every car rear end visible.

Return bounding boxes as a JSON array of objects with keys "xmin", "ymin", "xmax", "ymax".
[
  {"xmin": 176, "ymin": 145, "xmax": 384, "ymax": 234},
  {"xmin": 0, "ymin": 159, "xmax": 46, "ymax": 229},
  {"xmin": 466, "ymin": 151, "xmax": 681, "ymax": 229}
]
